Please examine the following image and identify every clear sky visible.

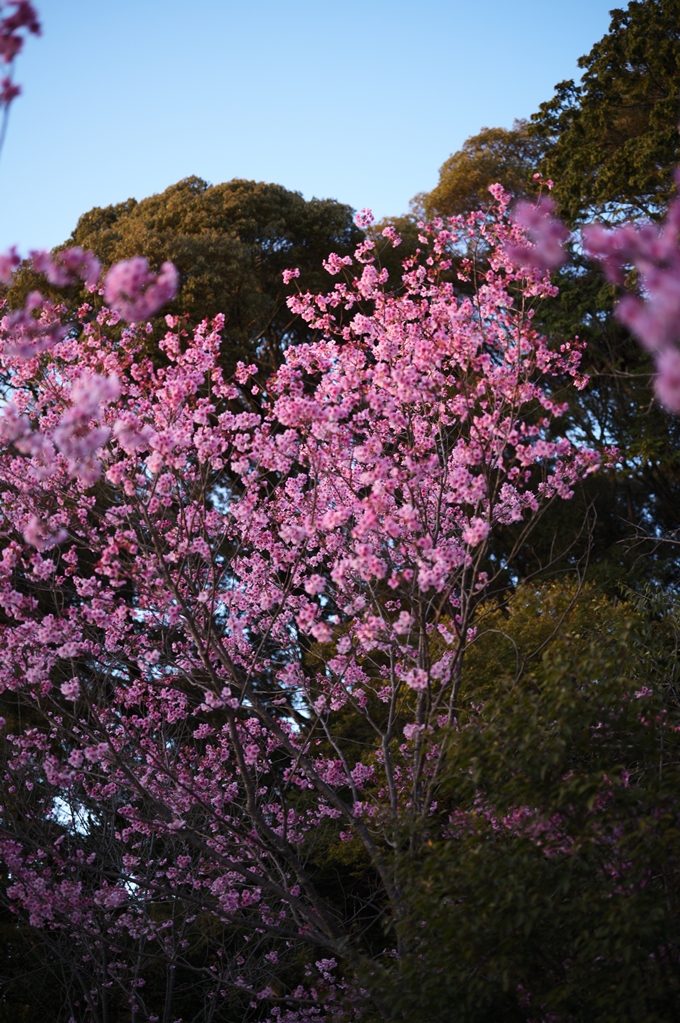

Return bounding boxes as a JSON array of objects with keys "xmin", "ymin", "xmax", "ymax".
[{"xmin": 0, "ymin": 0, "xmax": 616, "ymax": 252}]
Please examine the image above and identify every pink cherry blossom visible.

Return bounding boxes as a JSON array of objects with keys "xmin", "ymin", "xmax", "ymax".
[
  {"xmin": 322, "ymin": 252, "xmax": 353, "ymax": 275},
  {"xmin": 0, "ymin": 74, "xmax": 18, "ymax": 105},
  {"xmin": 103, "ymin": 257, "xmax": 179, "ymax": 322},
  {"xmin": 404, "ymin": 668, "xmax": 429, "ymax": 691},
  {"xmin": 581, "ymin": 171, "xmax": 680, "ymax": 349},
  {"xmin": 581, "ymin": 169, "xmax": 680, "ymax": 417},
  {"xmin": 462, "ymin": 516, "xmax": 491, "ymax": 547},
  {"xmin": 22, "ymin": 513, "xmax": 67, "ymax": 551},
  {"xmin": 381, "ymin": 224, "xmax": 402, "ymax": 247},
  {"xmin": 52, "ymin": 372, "xmax": 120, "ymax": 480},
  {"xmin": 0, "ymin": 1, "xmax": 39, "ymax": 140},
  {"xmin": 354, "ymin": 207, "xmax": 374, "ymax": 228},
  {"xmin": 59, "ymin": 678, "xmax": 80, "ymax": 700},
  {"xmin": 30, "ymin": 245, "xmax": 101, "ymax": 288},
  {"xmin": 0, "ymin": 1, "xmax": 40, "ymax": 63},
  {"xmin": 0, "ymin": 290, "xmax": 68, "ymax": 356},
  {"xmin": 504, "ymin": 194, "xmax": 571, "ymax": 270}
]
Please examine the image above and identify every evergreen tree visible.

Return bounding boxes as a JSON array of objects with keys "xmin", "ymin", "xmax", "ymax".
[{"xmin": 530, "ymin": 0, "xmax": 680, "ymax": 225}]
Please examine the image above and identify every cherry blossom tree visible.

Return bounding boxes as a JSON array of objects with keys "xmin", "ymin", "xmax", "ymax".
[
  {"xmin": 3, "ymin": 3, "xmax": 680, "ymax": 1017},
  {"xmin": 0, "ymin": 189, "xmax": 605, "ymax": 1021}
]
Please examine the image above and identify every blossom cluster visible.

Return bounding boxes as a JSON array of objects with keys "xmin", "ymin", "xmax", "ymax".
[
  {"xmin": 581, "ymin": 170, "xmax": 680, "ymax": 413},
  {"xmin": 0, "ymin": 247, "xmax": 179, "ymax": 359}
]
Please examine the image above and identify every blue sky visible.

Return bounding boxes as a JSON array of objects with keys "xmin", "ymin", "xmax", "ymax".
[{"xmin": 0, "ymin": 0, "xmax": 616, "ymax": 251}]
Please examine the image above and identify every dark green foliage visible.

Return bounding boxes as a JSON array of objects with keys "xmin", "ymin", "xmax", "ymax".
[
  {"xmin": 367, "ymin": 586, "xmax": 680, "ymax": 1022},
  {"xmin": 530, "ymin": 0, "xmax": 680, "ymax": 225},
  {"xmin": 527, "ymin": 247, "xmax": 680, "ymax": 587}
]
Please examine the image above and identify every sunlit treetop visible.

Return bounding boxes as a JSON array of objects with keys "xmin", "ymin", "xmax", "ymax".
[{"xmin": 414, "ymin": 120, "xmax": 542, "ymax": 221}]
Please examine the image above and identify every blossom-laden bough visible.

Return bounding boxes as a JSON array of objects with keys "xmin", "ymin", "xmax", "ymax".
[{"xmin": 0, "ymin": 189, "xmax": 611, "ymax": 1020}]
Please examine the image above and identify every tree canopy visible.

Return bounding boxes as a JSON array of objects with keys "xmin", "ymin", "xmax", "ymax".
[
  {"xmin": 414, "ymin": 120, "xmax": 542, "ymax": 220},
  {"xmin": 7, "ymin": 177, "xmax": 363, "ymax": 376},
  {"xmin": 530, "ymin": 0, "xmax": 680, "ymax": 225},
  {"xmin": 415, "ymin": 0, "xmax": 680, "ymax": 227}
]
